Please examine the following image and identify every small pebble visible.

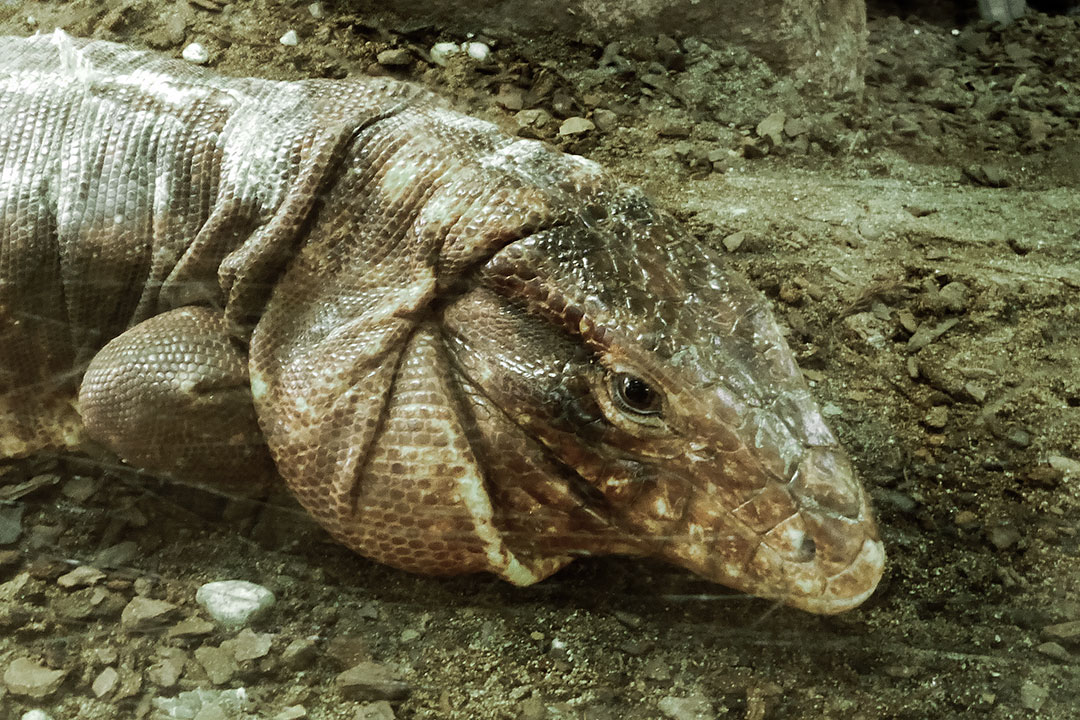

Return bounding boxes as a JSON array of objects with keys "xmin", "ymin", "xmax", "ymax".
[
  {"xmin": 121, "ymin": 596, "xmax": 179, "ymax": 632},
  {"xmin": 273, "ymin": 707, "xmax": 308, "ymax": 720},
  {"xmin": 924, "ymin": 406, "xmax": 948, "ymax": 429},
  {"xmin": 60, "ymin": 475, "xmax": 96, "ymax": 502},
  {"xmin": 1042, "ymin": 619, "xmax": 1080, "ymax": 639},
  {"xmin": 722, "ymin": 231, "xmax": 746, "ymax": 252},
  {"xmin": 462, "ymin": 41, "xmax": 490, "ymax": 62},
  {"xmin": 57, "ymin": 565, "xmax": 104, "ymax": 589},
  {"xmin": 147, "ymin": 648, "xmax": 187, "ymax": 688},
  {"xmin": 1019, "ymin": 680, "xmax": 1048, "ymax": 711},
  {"xmin": 181, "ymin": 42, "xmax": 209, "ymax": 65},
  {"xmin": 282, "ymin": 637, "xmax": 319, "ymax": 670},
  {"xmin": 335, "ymin": 662, "xmax": 411, "ymax": 701},
  {"xmin": 94, "ymin": 541, "xmax": 138, "ymax": 568},
  {"xmin": 222, "ymin": 628, "xmax": 273, "ymax": 661},
  {"xmin": 3, "ymin": 658, "xmax": 66, "ymax": 698},
  {"xmin": 496, "ymin": 84, "xmax": 525, "ymax": 111},
  {"xmin": 558, "ymin": 117, "xmax": 594, "ymax": 136},
  {"xmin": 985, "ymin": 523, "xmax": 1021, "ymax": 551},
  {"xmin": 196, "ymin": 580, "xmax": 275, "ymax": 628},
  {"xmin": 194, "ymin": 645, "xmax": 238, "ymax": 685},
  {"xmin": 756, "ymin": 110, "xmax": 786, "ymax": 146},
  {"xmin": 1048, "ymin": 455, "xmax": 1080, "ymax": 476},
  {"xmin": 280, "ymin": 30, "xmax": 299, "ymax": 47},
  {"xmin": 307, "ymin": 2, "xmax": 325, "ymax": 19},
  {"xmin": 21, "ymin": 711, "xmax": 53, "ymax": 720},
  {"xmin": 92, "ymin": 667, "xmax": 118, "ymax": 698},
  {"xmin": 376, "ymin": 49, "xmax": 411, "ymax": 67},
  {"xmin": 592, "ymin": 108, "xmax": 618, "ymax": 131},
  {"xmin": 152, "ymin": 688, "xmax": 251, "ymax": 718},
  {"xmin": 0, "ymin": 505, "xmax": 24, "ymax": 544},
  {"xmin": 937, "ymin": 281, "xmax": 970, "ymax": 313},
  {"xmin": 355, "ymin": 701, "xmax": 396, "ymax": 720},
  {"xmin": 954, "ymin": 510, "xmax": 979, "ymax": 529},
  {"xmin": 658, "ymin": 694, "xmax": 714, "ymax": 720},
  {"xmin": 168, "ymin": 615, "xmax": 215, "ymax": 638},
  {"xmin": 429, "ymin": 42, "xmax": 461, "ymax": 66},
  {"xmin": 1035, "ymin": 641, "xmax": 1071, "ymax": 661}
]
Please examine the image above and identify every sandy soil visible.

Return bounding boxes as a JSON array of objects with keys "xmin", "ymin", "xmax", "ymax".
[{"xmin": 0, "ymin": 1, "xmax": 1078, "ymax": 718}]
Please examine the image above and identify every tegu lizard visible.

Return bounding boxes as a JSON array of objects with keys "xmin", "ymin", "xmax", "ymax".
[{"xmin": 0, "ymin": 31, "xmax": 884, "ymax": 614}]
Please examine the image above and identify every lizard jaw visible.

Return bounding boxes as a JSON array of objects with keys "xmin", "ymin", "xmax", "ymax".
[{"xmin": 658, "ymin": 446, "xmax": 885, "ymax": 614}]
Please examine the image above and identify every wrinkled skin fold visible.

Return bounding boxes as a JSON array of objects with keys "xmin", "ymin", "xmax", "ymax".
[{"xmin": 0, "ymin": 32, "xmax": 884, "ymax": 614}]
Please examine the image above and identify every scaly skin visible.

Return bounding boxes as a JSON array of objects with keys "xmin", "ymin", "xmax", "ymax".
[{"xmin": 0, "ymin": 32, "xmax": 884, "ymax": 613}]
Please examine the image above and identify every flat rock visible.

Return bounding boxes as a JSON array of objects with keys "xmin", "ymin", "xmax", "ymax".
[
  {"xmin": 222, "ymin": 628, "xmax": 274, "ymax": 662},
  {"xmin": 121, "ymin": 596, "xmax": 179, "ymax": 632},
  {"xmin": 0, "ymin": 504, "xmax": 24, "ymax": 544},
  {"xmin": 194, "ymin": 645, "xmax": 239, "ymax": 685},
  {"xmin": 335, "ymin": 662, "xmax": 411, "ymax": 701},
  {"xmin": 658, "ymin": 694, "xmax": 714, "ymax": 720},
  {"xmin": 196, "ymin": 580, "xmax": 275, "ymax": 628},
  {"xmin": 4, "ymin": 657, "xmax": 67, "ymax": 698},
  {"xmin": 92, "ymin": 666, "xmax": 119, "ymax": 698},
  {"xmin": 57, "ymin": 565, "xmax": 105, "ymax": 589},
  {"xmin": 355, "ymin": 701, "xmax": 396, "ymax": 720},
  {"xmin": 168, "ymin": 615, "xmax": 216, "ymax": 638},
  {"xmin": 558, "ymin": 117, "xmax": 594, "ymax": 136},
  {"xmin": 148, "ymin": 648, "xmax": 187, "ymax": 688}
]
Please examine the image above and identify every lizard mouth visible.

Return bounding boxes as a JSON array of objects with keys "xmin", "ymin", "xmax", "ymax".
[{"xmin": 661, "ymin": 446, "xmax": 885, "ymax": 614}]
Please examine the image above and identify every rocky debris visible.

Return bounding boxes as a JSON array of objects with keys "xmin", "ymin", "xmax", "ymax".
[
  {"xmin": 221, "ymin": 628, "xmax": 274, "ymax": 662},
  {"xmin": 334, "ymin": 662, "xmax": 411, "ymax": 701},
  {"xmin": 151, "ymin": 688, "xmax": 254, "ymax": 720},
  {"xmin": 658, "ymin": 694, "xmax": 715, "ymax": 720},
  {"xmin": 168, "ymin": 615, "xmax": 216, "ymax": 638},
  {"xmin": 181, "ymin": 42, "xmax": 208, "ymax": 64},
  {"xmin": 0, "ymin": 504, "xmax": 24, "ymax": 544},
  {"xmin": 354, "ymin": 702, "xmax": 396, "ymax": 720},
  {"xmin": 56, "ymin": 565, "xmax": 105, "ymax": 589},
  {"xmin": 1019, "ymin": 680, "xmax": 1049, "ymax": 711},
  {"xmin": 20, "ymin": 710, "xmax": 54, "ymax": 720},
  {"xmin": 121, "ymin": 596, "xmax": 180, "ymax": 632},
  {"xmin": 282, "ymin": 637, "xmax": 319, "ymax": 670},
  {"xmin": 196, "ymin": 580, "xmax": 275, "ymax": 628},
  {"xmin": 376, "ymin": 48, "xmax": 411, "ymax": 67},
  {"xmin": 3, "ymin": 658, "xmax": 66, "ymax": 699},
  {"xmin": 194, "ymin": 644, "xmax": 240, "ymax": 685},
  {"xmin": 91, "ymin": 666, "xmax": 119, "ymax": 697},
  {"xmin": 94, "ymin": 540, "xmax": 139, "ymax": 568},
  {"xmin": 558, "ymin": 117, "xmax": 594, "ymax": 136},
  {"xmin": 148, "ymin": 648, "xmax": 187, "ymax": 688},
  {"xmin": 1042, "ymin": 620, "xmax": 1080, "ymax": 640}
]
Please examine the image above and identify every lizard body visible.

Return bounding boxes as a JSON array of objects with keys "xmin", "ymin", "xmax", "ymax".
[{"xmin": 0, "ymin": 31, "xmax": 883, "ymax": 613}]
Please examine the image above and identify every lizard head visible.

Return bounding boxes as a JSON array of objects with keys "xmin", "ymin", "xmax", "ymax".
[{"xmin": 441, "ymin": 183, "xmax": 884, "ymax": 614}]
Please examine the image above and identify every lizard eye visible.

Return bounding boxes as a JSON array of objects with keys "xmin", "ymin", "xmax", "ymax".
[{"xmin": 612, "ymin": 373, "xmax": 663, "ymax": 416}]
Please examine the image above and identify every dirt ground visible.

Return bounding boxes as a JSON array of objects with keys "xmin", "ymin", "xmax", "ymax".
[{"xmin": 1, "ymin": 1, "xmax": 1078, "ymax": 719}]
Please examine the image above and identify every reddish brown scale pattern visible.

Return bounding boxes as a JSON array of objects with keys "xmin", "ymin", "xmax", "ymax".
[{"xmin": 2, "ymin": 34, "xmax": 883, "ymax": 612}]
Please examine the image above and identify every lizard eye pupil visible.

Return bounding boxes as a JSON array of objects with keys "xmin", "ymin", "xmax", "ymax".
[{"xmin": 614, "ymin": 373, "xmax": 661, "ymax": 415}]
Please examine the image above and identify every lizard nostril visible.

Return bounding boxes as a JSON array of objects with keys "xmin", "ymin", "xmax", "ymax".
[{"xmin": 796, "ymin": 535, "xmax": 817, "ymax": 563}]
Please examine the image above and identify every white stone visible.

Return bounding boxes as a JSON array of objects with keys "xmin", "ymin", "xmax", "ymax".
[
  {"xmin": 196, "ymin": 580, "xmax": 275, "ymax": 628},
  {"xmin": 279, "ymin": 30, "xmax": 299, "ymax": 47},
  {"xmin": 430, "ymin": 42, "xmax": 461, "ymax": 66},
  {"xmin": 462, "ymin": 41, "xmax": 490, "ymax": 62},
  {"xmin": 181, "ymin": 43, "xmax": 209, "ymax": 65},
  {"xmin": 307, "ymin": 2, "xmax": 324, "ymax": 19},
  {"xmin": 22, "ymin": 712, "xmax": 53, "ymax": 720}
]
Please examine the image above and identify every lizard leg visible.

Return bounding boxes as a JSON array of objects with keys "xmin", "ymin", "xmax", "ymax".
[{"xmin": 78, "ymin": 306, "xmax": 274, "ymax": 487}]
